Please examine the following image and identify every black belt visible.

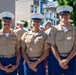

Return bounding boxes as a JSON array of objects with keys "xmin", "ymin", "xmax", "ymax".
[
  {"xmin": 58, "ymin": 52, "xmax": 70, "ymax": 57},
  {"xmin": 0, "ymin": 54, "xmax": 15, "ymax": 58},
  {"xmin": 28, "ymin": 56, "xmax": 40, "ymax": 60},
  {"xmin": 58, "ymin": 49, "xmax": 73, "ymax": 57}
]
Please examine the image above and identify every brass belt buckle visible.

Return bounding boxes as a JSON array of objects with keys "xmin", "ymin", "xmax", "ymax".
[
  {"xmin": 0, "ymin": 54, "xmax": 15, "ymax": 58},
  {"xmin": 60, "ymin": 54, "xmax": 68, "ymax": 57}
]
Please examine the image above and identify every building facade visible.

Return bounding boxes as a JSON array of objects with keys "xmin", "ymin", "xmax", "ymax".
[
  {"xmin": 43, "ymin": 1, "xmax": 59, "ymax": 25},
  {"xmin": 16, "ymin": 0, "xmax": 58, "ymax": 26},
  {"xmin": 0, "ymin": 0, "xmax": 15, "ymax": 28},
  {"xmin": 0, "ymin": 0, "xmax": 58, "ymax": 28},
  {"xmin": 15, "ymin": 0, "xmax": 40, "ymax": 22}
]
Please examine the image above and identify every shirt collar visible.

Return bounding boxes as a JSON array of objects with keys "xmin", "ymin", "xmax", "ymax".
[
  {"xmin": 28, "ymin": 30, "xmax": 43, "ymax": 35},
  {"xmin": 57, "ymin": 24, "xmax": 73, "ymax": 31},
  {"xmin": 0, "ymin": 28, "xmax": 15, "ymax": 36}
]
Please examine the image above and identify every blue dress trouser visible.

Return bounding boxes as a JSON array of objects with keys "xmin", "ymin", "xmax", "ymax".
[
  {"xmin": 52, "ymin": 56, "xmax": 76, "ymax": 75},
  {"xmin": 0, "ymin": 56, "xmax": 18, "ymax": 75},
  {"xmin": 46, "ymin": 50, "xmax": 54, "ymax": 75},
  {"xmin": 75, "ymin": 63, "xmax": 76, "ymax": 75},
  {"xmin": 24, "ymin": 60, "xmax": 45, "ymax": 75},
  {"xmin": 18, "ymin": 55, "xmax": 24, "ymax": 75}
]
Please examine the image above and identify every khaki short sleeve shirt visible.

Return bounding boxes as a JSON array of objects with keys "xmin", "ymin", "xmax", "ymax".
[
  {"xmin": 14, "ymin": 28, "xmax": 26, "ymax": 41},
  {"xmin": 0, "ymin": 29, "xmax": 20, "ymax": 55},
  {"xmin": 47, "ymin": 24, "xmax": 76, "ymax": 53},
  {"xmin": 20, "ymin": 30, "xmax": 49, "ymax": 57}
]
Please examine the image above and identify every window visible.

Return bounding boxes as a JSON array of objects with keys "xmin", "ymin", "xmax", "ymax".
[
  {"xmin": 35, "ymin": 6, "xmax": 37, "ymax": 13},
  {"xmin": 30, "ymin": 5, "xmax": 34, "ymax": 13},
  {"xmin": 42, "ymin": 9, "xmax": 44, "ymax": 15},
  {"xmin": 46, "ymin": 10, "xmax": 48, "ymax": 12}
]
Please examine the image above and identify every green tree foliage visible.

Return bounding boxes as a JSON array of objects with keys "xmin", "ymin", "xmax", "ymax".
[
  {"xmin": 56, "ymin": 0, "xmax": 76, "ymax": 26},
  {"xmin": 21, "ymin": 20, "xmax": 28, "ymax": 28}
]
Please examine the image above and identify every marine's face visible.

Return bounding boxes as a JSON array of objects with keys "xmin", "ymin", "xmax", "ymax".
[
  {"xmin": 31, "ymin": 20, "xmax": 40, "ymax": 29},
  {"xmin": 2, "ymin": 19, "xmax": 12, "ymax": 28},
  {"xmin": 59, "ymin": 13, "xmax": 70, "ymax": 22}
]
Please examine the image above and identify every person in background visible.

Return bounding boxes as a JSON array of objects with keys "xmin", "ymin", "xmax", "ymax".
[
  {"xmin": 46, "ymin": 6, "xmax": 76, "ymax": 75},
  {"xmin": 69, "ymin": 19, "xmax": 74, "ymax": 26},
  {"xmin": 43, "ymin": 20, "xmax": 54, "ymax": 75},
  {"xmin": 0, "ymin": 11, "xmax": 20, "ymax": 75},
  {"xmin": 14, "ymin": 21, "xmax": 27, "ymax": 40},
  {"xmin": 43, "ymin": 20, "xmax": 51, "ymax": 30},
  {"xmin": 14, "ymin": 21, "xmax": 27, "ymax": 75},
  {"xmin": 14, "ymin": 21, "xmax": 28, "ymax": 31},
  {"xmin": 20, "ymin": 13, "xmax": 50, "ymax": 75},
  {"xmin": 39, "ymin": 25, "xmax": 45, "ymax": 32}
]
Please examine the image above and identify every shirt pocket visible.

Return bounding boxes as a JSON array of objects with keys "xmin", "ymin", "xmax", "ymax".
[
  {"xmin": 10, "ymin": 40, "xmax": 17, "ymax": 44},
  {"xmin": 10, "ymin": 36, "xmax": 17, "ymax": 44},
  {"xmin": 25, "ymin": 39, "xmax": 32, "ymax": 48},
  {"xmin": 55, "ymin": 36, "xmax": 62, "ymax": 41},
  {"xmin": 55, "ymin": 35, "xmax": 63, "ymax": 46},
  {"xmin": 55, "ymin": 37, "xmax": 62, "ymax": 41},
  {"xmin": 0, "ymin": 37, "xmax": 5, "ymax": 45},
  {"xmin": 25, "ymin": 39, "xmax": 32, "ymax": 44},
  {"xmin": 67, "ymin": 35, "xmax": 74, "ymax": 41},
  {"xmin": 66, "ymin": 35, "xmax": 75, "ymax": 45},
  {"xmin": 35, "ymin": 37, "xmax": 44, "ymax": 44},
  {"xmin": 55, "ymin": 32, "xmax": 63, "ymax": 41}
]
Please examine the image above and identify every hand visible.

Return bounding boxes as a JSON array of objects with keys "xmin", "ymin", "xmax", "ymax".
[
  {"xmin": 62, "ymin": 65, "xmax": 69, "ymax": 69},
  {"xmin": 8, "ymin": 64, "xmax": 18, "ymax": 72},
  {"xmin": 59, "ymin": 62, "xmax": 69, "ymax": 69},
  {"xmin": 1, "ymin": 65, "xmax": 10, "ymax": 72},
  {"xmin": 59, "ymin": 59, "xmax": 69, "ymax": 69},
  {"xmin": 29, "ymin": 62, "xmax": 37, "ymax": 68},
  {"xmin": 1, "ymin": 64, "xmax": 14, "ymax": 73},
  {"xmin": 28, "ymin": 62, "xmax": 37, "ymax": 72},
  {"xmin": 59, "ymin": 59, "xmax": 68, "ymax": 67},
  {"xmin": 6, "ymin": 68, "xmax": 14, "ymax": 73}
]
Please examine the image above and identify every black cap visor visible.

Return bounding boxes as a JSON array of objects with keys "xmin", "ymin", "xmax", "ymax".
[
  {"xmin": 32, "ymin": 18, "xmax": 41, "ymax": 21},
  {"xmin": 59, "ymin": 11, "xmax": 70, "ymax": 15},
  {"xmin": 2, "ymin": 17, "xmax": 12, "ymax": 20}
]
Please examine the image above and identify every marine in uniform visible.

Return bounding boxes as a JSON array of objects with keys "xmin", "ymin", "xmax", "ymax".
[
  {"xmin": 0, "ymin": 11, "xmax": 20, "ymax": 75},
  {"xmin": 14, "ymin": 21, "xmax": 27, "ymax": 41},
  {"xmin": 20, "ymin": 13, "xmax": 50, "ymax": 75},
  {"xmin": 43, "ymin": 20, "xmax": 54, "ymax": 75},
  {"xmin": 14, "ymin": 21, "xmax": 27, "ymax": 75},
  {"xmin": 46, "ymin": 6, "xmax": 76, "ymax": 75},
  {"xmin": 43, "ymin": 20, "xmax": 51, "ymax": 30}
]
